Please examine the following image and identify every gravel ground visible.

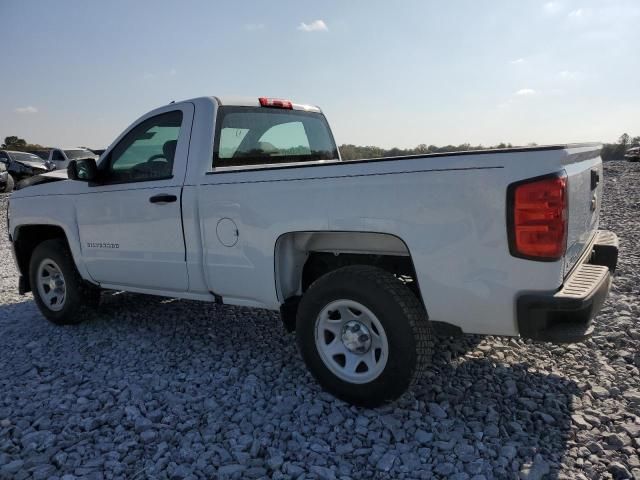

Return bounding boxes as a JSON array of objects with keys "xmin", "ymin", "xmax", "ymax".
[{"xmin": 0, "ymin": 160, "xmax": 638, "ymax": 480}]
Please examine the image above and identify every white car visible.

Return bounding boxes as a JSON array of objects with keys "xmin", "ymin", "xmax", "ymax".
[
  {"xmin": 48, "ymin": 147, "xmax": 98, "ymax": 171},
  {"xmin": 7, "ymin": 96, "xmax": 618, "ymax": 406},
  {"xmin": 625, "ymin": 146, "xmax": 640, "ymax": 162}
]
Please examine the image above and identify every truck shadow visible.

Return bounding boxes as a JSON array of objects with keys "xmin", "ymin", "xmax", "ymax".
[{"xmin": 0, "ymin": 292, "xmax": 577, "ymax": 479}]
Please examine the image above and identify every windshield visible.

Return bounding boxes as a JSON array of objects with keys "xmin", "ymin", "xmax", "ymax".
[
  {"xmin": 213, "ymin": 107, "xmax": 338, "ymax": 168},
  {"xmin": 10, "ymin": 152, "xmax": 46, "ymax": 163},
  {"xmin": 64, "ymin": 149, "xmax": 95, "ymax": 160}
]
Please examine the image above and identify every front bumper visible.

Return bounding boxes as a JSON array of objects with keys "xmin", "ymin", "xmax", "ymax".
[{"xmin": 517, "ymin": 230, "xmax": 618, "ymax": 343}]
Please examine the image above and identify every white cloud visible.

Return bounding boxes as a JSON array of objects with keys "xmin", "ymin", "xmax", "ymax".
[
  {"xmin": 15, "ymin": 106, "xmax": 38, "ymax": 114},
  {"xmin": 567, "ymin": 7, "xmax": 594, "ymax": 23},
  {"xmin": 515, "ymin": 89, "xmax": 536, "ymax": 96},
  {"xmin": 142, "ymin": 72, "xmax": 156, "ymax": 80},
  {"xmin": 297, "ymin": 20, "xmax": 328, "ymax": 32},
  {"xmin": 244, "ymin": 23, "xmax": 265, "ymax": 31},
  {"xmin": 169, "ymin": 68, "xmax": 177, "ymax": 76},
  {"xmin": 543, "ymin": 2, "xmax": 563, "ymax": 14},
  {"xmin": 558, "ymin": 70, "xmax": 579, "ymax": 80},
  {"xmin": 511, "ymin": 58, "xmax": 525, "ymax": 65}
]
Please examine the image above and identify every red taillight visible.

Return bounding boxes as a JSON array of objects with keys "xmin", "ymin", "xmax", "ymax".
[
  {"xmin": 259, "ymin": 97, "xmax": 293, "ymax": 109},
  {"xmin": 508, "ymin": 173, "xmax": 567, "ymax": 260}
]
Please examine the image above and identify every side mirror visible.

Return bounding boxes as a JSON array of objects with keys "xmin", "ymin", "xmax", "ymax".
[{"xmin": 67, "ymin": 158, "xmax": 98, "ymax": 182}]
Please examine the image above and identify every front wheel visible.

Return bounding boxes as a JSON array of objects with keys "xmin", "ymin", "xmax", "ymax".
[
  {"xmin": 29, "ymin": 239, "xmax": 100, "ymax": 325},
  {"xmin": 296, "ymin": 265, "xmax": 432, "ymax": 407}
]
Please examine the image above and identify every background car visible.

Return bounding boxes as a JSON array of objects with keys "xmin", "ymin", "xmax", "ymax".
[
  {"xmin": 624, "ymin": 146, "xmax": 640, "ymax": 162},
  {"xmin": 48, "ymin": 147, "xmax": 98, "ymax": 170},
  {"xmin": 0, "ymin": 150, "xmax": 55, "ymax": 190}
]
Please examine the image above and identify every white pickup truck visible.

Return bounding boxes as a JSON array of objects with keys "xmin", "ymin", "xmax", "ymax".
[{"xmin": 7, "ymin": 96, "xmax": 618, "ymax": 406}]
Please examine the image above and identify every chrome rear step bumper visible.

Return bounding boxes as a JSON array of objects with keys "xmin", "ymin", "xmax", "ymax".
[{"xmin": 517, "ymin": 230, "xmax": 618, "ymax": 343}]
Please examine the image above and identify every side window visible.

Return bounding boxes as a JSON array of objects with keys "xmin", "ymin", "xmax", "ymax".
[
  {"xmin": 52, "ymin": 150, "xmax": 65, "ymax": 161},
  {"xmin": 103, "ymin": 111, "xmax": 183, "ymax": 183}
]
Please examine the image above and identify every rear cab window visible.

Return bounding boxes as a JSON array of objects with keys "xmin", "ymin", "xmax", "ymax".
[{"xmin": 212, "ymin": 107, "xmax": 338, "ymax": 169}]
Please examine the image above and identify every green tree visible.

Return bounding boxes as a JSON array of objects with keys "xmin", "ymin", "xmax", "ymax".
[
  {"xmin": 1, "ymin": 136, "xmax": 46, "ymax": 152},
  {"xmin": 619, "ymin": 133, "xmax": 630, "ymax": 147},
  {"xmin": 600, "ymin": 132, "xmax": 639, "ymax": 161},
  {"xmin": 2, "ymin": 136, "xmax": 27, "ymax": 149}
]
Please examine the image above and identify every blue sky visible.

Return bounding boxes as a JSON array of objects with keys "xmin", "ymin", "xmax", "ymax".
[{"xmin": 1, "ymin": 0, "xmax": 639, "ymax": 149}]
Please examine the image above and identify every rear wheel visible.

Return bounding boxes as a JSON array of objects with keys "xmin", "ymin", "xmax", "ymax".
[
  {"xmin": 296, "ymin": 265, "xmax": 432, "ymax": 406},
  {"xmin": 29, "ymin": 239, "xmax": 100, "ymax": 325}
]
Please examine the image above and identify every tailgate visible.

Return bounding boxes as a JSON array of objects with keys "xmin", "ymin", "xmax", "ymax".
[{"xmin": 562, "ymin": 144, "xmax": 603, "ymax": 277}]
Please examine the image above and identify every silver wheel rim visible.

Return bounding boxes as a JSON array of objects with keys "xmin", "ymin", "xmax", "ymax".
[
  {"xmin": 36, "ymin": 258, "xmax": 66, "ymax": 312},
  {"xmin": 315, "ymin": 299, "xmax": 389, "ymax": 384}
]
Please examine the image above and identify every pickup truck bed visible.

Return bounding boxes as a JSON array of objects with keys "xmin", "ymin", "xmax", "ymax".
[
  {"xmin": 7, "ymin": 96, "xmax": 618, "ymax": 406},
  {"xmin": 191, "ymin": 142, "xmax": 604, "ymax": 334}
]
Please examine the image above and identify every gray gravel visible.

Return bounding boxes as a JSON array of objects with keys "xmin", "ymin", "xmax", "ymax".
[{"xmin": 1, "ymin": 160, "xmax": 639, "ymax": 480}]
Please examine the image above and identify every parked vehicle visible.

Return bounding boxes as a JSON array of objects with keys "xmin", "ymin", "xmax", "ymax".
[
  {"xmin": 624, "ymin": 147, "xmax": 640, "ymax": 162},
  {"xmin": 7, "ymin": 96, "xmax": 618, "ymax": 406},
  {"xmin": 0, "ymin": 150, "xmax": 55, "ymax": 191},
  {"xmin": 14, "ymin": 168, "xmax": 68, "ymax": 190},
  {"xmin": 48, "ymin": 147, "xmax": 98, "ymax": 171},
  {"xmin": 0, "ymin": 162, "xmax": 10, "ymax": 193},
  {"xmin": 26, "ymin": 150, "xmax": 50, "ymax": 161}
]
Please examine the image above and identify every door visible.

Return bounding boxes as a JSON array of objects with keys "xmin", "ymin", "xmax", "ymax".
[{"xmin": 75, "ymin": 104, "xmax": 194, "ymax": 291}]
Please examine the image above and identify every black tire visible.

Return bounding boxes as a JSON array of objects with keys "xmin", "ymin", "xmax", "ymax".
[
  {"xmin": 296, "ymin": 265, "xmax": 432, "ymax": 407},
  {"xmin": 29, "ymin": 238, "xmax": 100, "ymax": 325},
  {"xmin": 3, "ymin": 174, "xmax": 14, "ymax": 193}
]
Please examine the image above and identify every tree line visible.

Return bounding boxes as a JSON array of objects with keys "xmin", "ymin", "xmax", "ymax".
[
  {"xmin": 339, "ymin": 134, "xmax": 639, "ymax": 161},
  {"xmin": 600, "ymin": 134, "xmax": 640, "ymax": 161},
  {"xmin": 1, "ymin": 136, "xmax": 46, "ymax": 151},
  {"xmin": 339, "ymin": 142, "xmax": 515, "ymax": 161}
]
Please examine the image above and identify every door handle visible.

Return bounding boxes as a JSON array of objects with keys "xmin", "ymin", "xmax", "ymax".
[{"xmin": 149, "ymin": 194, "xmax": 177, "ymax": 204}]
